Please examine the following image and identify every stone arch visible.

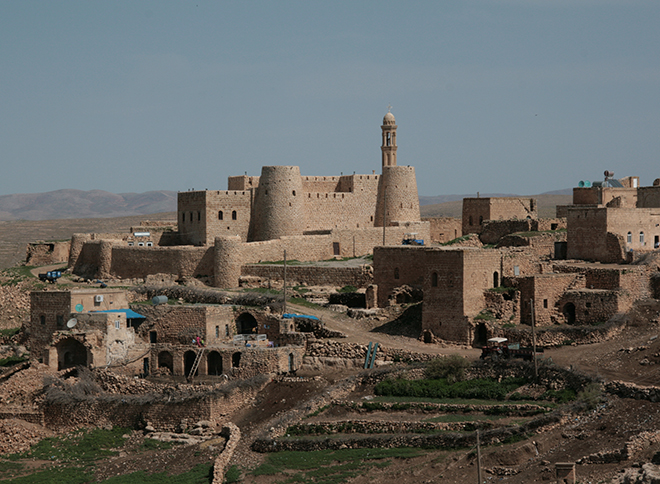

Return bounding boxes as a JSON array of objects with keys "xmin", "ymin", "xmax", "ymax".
[
  {"xmin": 236, "ymin": 312, "xmax": 258, "ymax": 334},
  {"xmin": 218, "ymin": 210, "xmax": 223, "ymax": 220},
  {"xmin": 207, "ymin": 351, "xmax": 223, "ymax": 375},
  {"xmin": 563, "ymin": 302, "xmax": 576, "ymax": 325},
  {"xmin": 157, "ymin": 351, "xmax": 173, "ymax": 374},
  {"xmin": 184, "ymin": 350, "xmax": 198, "ymax": 377},
  {"xmin": 232, "ymin": 352, "xmax": 241, "ymax": 368},
  {"xmin": 232, "ymin": 210, "xmax": 237, "ymax": 220},
  {"xmin": 56, "ymin": 338, "xmax": 87, "ymax": 370}
]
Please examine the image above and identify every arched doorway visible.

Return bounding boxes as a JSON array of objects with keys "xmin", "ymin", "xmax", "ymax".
[
  {"xmin": 56, "ymin": 338, "xmax": 87, "ymax": 370},
  {"xmin": 493, "ymin": 271, "xmax": 499, "ymax": 288},
  {"xmin": 236, "ymin": 313, "xmax": 258, "ymax": 334},
  {"xmin": 158, "ymin": 351, "xmax": 173, "ymax": 374},
  {"xmin": 232, "ymin": 352, "xmax": 241, "ymax": 368},
  {"xmin": 476, "ymin": 323, "xmax": 488, "ymax": 347},
  {"xmin": 184, "ymin": 350, "xmax": 198, "ymax": 377},
  {"xmin": 207, "ymin": 351, "xmax": 223, "ymax": 375},
  {"xmin": 563, "ymin": 302, "xmax": 576, "ymax": 325}
]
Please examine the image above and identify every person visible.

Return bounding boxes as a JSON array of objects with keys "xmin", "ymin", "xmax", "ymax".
[{"xmin": 195, "ymin": 336, "xmax": 202, "ymax": 347}]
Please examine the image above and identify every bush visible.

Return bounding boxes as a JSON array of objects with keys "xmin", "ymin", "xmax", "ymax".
[
  {"xmin": 375, "ymin": 377, "xmax": 525, "ymax": 401},
  {"xmin": 424, "ymin": 355, "xmax": 470, "ymax": 383},
  {"xmin": 576, "ymin": 382, "xmax": 604, "ymax": 410},
  {"xmin": 224, "ymin": 465, "xmax": 241, "ymax": 483}
]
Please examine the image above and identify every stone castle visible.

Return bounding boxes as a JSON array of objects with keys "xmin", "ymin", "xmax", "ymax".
[{"xmin": 68, "ymin": 111, "xmax": 429, "ymax": 288}]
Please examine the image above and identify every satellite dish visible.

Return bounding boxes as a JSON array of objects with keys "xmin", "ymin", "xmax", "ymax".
[{"xmin": 66, "ymin": 318, "xmax": 77, "ymax": 329}]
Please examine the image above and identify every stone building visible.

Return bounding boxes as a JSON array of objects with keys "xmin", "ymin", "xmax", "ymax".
[
  {"xmin": 558, "ymin": 174, "xmax": 660, "ymax": 263},
  {"xmin": 68, "ymin": 111, "xmax": 429, "ymax": 288},
  {"xmin": 462, "ymin": 197, "xmax": 538, "ymax": 236},
  {"xmin": 28, "ymin": 289, "xmax": 305, "ymax": 378}
]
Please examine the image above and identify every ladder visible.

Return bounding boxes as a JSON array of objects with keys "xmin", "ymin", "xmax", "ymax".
[{"xmin": 187, "ymin": 348, "xmax": 204, "ymax": 381}]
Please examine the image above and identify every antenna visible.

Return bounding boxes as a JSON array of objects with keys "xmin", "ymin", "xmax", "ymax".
[{"xmin": 66, "ymin": 318, "xmax": 77, "ymax": 329}]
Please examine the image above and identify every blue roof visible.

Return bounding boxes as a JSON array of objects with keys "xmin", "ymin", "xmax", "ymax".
[
  {"xmin": 97, "ymin": 309, "xmax": 146, "ymax": 319},
  {"xmin": 282, "ymin": 313, "xmax": 319, "ymax": 321}
]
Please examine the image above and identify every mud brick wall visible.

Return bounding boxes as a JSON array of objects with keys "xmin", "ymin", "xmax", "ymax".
[
  {"xmin": 241, "ymin": 265, "xmax": 373, "ymax": 288},
  {"xmin": 422, "ymin": 217, "xmax": 462, "ymax": 243}
]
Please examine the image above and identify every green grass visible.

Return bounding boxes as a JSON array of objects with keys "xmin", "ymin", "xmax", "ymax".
[
  {"xmin": 245, "ymin": 287, "xmax": 282, "ymax": 295},
  {"xmin": 369, "ymin": 395, "xmax": 554, "ymax": 409},
  {"xmin": 375, "ymin": 377, "xmax": 527, "ymax": 401},
  {"xmin": 441, "ymin": 235, "xmax": 471, "ymax": 246},
  {"xmin": 18, "ymin": 427, "xmax": 130, "ymax": 464},
  {"xmin": 337, "ymin": 285, "xmax": 357, "ymax": 293},
  {"xmin": 288, "ymin": 297, "xmax": 321, "ymax": 310},
  {"xmin": 423, "ymin": 414, "xmax": 504, "ymax": 423},
  {"xmin": 101, "ymin": 463, "xmax": 213, "ymax": 483},
  {"xmin": 0, "ymin": 355, "xmax": 27, "ymax": 367},
  {"xmin": 0, "ymin": 465, "xmax": 93, "ymax": 483},
  {"xmin": 251, "ymin": 448, "xmax": 424, "ymax": 483},
  {"xmin": 138, "ymin": 439, "xmax": 177, "ymax": 452},
  {"xmin": 1, "ymin": 266, "xmax": 36, "ymax": 286},
  {"xmin": 0, "ymin": 328, "xmax": 20, "ymax": 338}
]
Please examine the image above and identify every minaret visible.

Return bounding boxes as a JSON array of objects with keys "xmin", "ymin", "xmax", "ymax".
[
  {"xmin": 381, "ymin": 108, "xmax": 397, "ymax": 167},
  {"xmin": 375, "ymin": 109, "xmax": 421, "ymax": 227}
]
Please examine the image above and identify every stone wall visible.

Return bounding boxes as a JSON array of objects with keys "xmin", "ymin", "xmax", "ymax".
[
  {"xmin": 463, "ymin": 197, "xmax": 538, "ymax": 235},
  {"xmin": 241, "ymin": 265, "xmax": 373, "ymax": 288},
  {"xmin": 422, "ymin": 217, "xmax": 462, "ymax": 243},
  {"xmin": 25, "ymin": 241, "xmax": 71, "ymax": 266}
]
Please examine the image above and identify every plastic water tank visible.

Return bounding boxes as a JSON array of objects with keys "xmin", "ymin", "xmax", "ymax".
[{"xmin": 152, "ymin": 295, "xmax": 168, "ymax": 305}]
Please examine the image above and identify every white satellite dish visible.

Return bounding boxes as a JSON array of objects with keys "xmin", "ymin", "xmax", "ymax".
[{"xmin": 66, "ymin": 318, "xmax": 77, "ymax": 329}]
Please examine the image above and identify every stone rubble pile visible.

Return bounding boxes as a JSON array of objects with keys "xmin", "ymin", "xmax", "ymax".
[
  {"xmin": 0, "ymin": 282, "xmax": 30, "ymax": 329},
  {"xmin": 0, "ymin": 419, "xmax": 53, "ymax": 455},
  {"xmin": 0, "ymin": 362, "xmax": 57, "ymax": 407}
]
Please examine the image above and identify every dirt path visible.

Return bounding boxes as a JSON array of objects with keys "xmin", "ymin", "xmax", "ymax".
[{"xmin": 286, "ymin": 301, "xmax": 481, "ymax": 359}]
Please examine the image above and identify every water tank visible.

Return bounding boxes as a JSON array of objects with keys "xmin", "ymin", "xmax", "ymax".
[{"xmin": 152, "ymin": 295, "xmax": 168, "ymax": 305}]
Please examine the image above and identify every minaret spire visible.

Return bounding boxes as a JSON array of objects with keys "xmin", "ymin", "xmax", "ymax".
[{"xmin": 381, "ymin": 108, "xmax": 397, "ymax": 167}]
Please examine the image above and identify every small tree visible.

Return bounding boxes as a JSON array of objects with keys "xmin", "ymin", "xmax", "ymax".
[{"xmin": 425, "ymin": 355, "xmax": 470, "ymax": 383}]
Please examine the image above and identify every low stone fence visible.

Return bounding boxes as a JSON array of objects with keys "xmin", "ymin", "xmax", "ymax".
[
  {"xmin": 494, "ymin": 319, "xmax": 626, "ymax": 347},
  {"xmin": 252, "ymin": 410, "xmax": 562, "ymax": 453},
  {"xmin": 0, "ymin": 408, "xmax": 43, "ymax": 425},
  {"xmin": 304, "ymin": 340, "xmax": 442, "ymax": 363},
  {"xmin": 338, "ymin": 400, "xmax": 548, "ymax": 417},
  {"xmin": 605, "ymin": 381, "xmax": 660, "ymax": 402},
  {"xmin": 288, "ymin": 419, "xmax": 476, "ymax": 435},
  {"xmin": 212, "ymin": 422, "xmax": 241, "ymax": 484},
  {"xmin": 242, "ymin": 265, "xmax": 373, "ymax": 289}
]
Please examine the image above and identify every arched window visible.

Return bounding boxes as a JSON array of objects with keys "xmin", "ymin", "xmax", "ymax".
[
  {"xmin": 627, "ymin": 232, "xmax": 632, "ymax": 243},
  {"xmin": 218, "ymin": 211, "xmax": 223, "ymax": 220},
  {"xmin": 232, "ymin": 210, "xmax": 237, "ymax": 220},
  {"xmin": 640, "ymin": 231, "xmax": 645, "ymax": 244},
  {"xmin": 431, "ymin": 272, "xmax": 438, "ymax": 287}
]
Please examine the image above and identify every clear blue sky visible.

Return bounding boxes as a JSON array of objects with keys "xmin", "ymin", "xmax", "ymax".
[{"xmin": 1, "ymin": 1, "xmax": 658, "ymax": 197}]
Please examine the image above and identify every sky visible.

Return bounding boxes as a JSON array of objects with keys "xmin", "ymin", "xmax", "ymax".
[{"xmin": 1, "ymin": 1, "xmax": 659, "ymax": 197}]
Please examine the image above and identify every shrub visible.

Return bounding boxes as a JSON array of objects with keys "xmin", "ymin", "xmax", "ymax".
[
  {"xmin": 576, "ymin": 382, "xmax": 604, "ymax": 410},
  {"xmin": 424, "ymin": 355, "xmax": 470, "ymax": 383}
]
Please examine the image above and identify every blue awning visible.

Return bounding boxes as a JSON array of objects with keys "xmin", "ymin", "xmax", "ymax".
[{"xmin": 97, "ymin": 309, "xmax": 146, "ymax": 319}]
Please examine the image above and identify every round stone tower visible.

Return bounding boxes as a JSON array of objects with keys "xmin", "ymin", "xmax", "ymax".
[
  {"xmin": 251, "ymin": 166, "xmax": 304, "ymax": 241},
  {"xmin": 375, "ymin": 111, "xmax": 421, "ymax": 226}
]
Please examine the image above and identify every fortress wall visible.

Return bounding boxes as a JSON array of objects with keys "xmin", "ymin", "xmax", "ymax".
[
  {"xmin": 375, "ymin": 166, "xmax": 421, "ymax": 227},
  {"xmin": 241, "ymin": 265, "xmax": 373, "ymax": 288},
  {"xmin": 203, "ymin": 190, "xmax": 252, "ymax": 243},
  {"xmin": 301, "ymin": 177, "xmax": 343, "ymax": 192},
  {"xmin": 251, "ymin": 166, "xmax": 305, "ymax": 241},
  {"xmin": 110, "ymin": 246, "xmax": 213, "ymax": 279},
  {"xmin": 177, "ymin": 191, "xmax": 208, "ymax": 246},
  {"xmin": 303, "ymin": 190, "xmax": 377, "ymax": 232}
]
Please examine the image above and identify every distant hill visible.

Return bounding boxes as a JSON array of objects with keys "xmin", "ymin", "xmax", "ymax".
[{"xmin": 0, "ymin": 189, "xmax": 177, "ymax": 221}]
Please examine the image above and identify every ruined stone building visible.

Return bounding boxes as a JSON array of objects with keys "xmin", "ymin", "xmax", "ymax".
[
  {"xmin": 68, "ymin": 111, "xmax": 429, "ymax": 288},
  {"xmin": 29, "ymin": 289, "xmax": 304, "ymax": 378}
]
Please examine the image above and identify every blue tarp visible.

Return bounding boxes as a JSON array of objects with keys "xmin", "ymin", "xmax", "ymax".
[
  {"xmin": 282, "ymin": 313, "xmax": 319, "ymax": 321},
  {"xmin": 96, "ymin": 309, "xmax": 146, "ymax": 319}
]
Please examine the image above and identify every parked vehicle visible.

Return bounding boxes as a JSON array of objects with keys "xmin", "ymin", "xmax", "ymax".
[
  {"xmin": 480, "ymin": 337, "xmax": 543, "ymax": 362},
  {"xmin": 38, "ymin": 271, "xmax": 61, "ymax": 284},
  {"xmin": 402, "ymin": 233, "xmax": 424, "ymax": 246}
]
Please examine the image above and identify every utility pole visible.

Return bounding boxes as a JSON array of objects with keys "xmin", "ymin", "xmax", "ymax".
[
  {"xmin": 530, "ymin": 298, "xmax": 538, "ymax": 379},
  {"xmin": 476, "ymin": 429, "xmax": 483, "ymax": 484},
  {"xmin": 283, "ymin": 250, "xmax": 287, "ymax": 314}
]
